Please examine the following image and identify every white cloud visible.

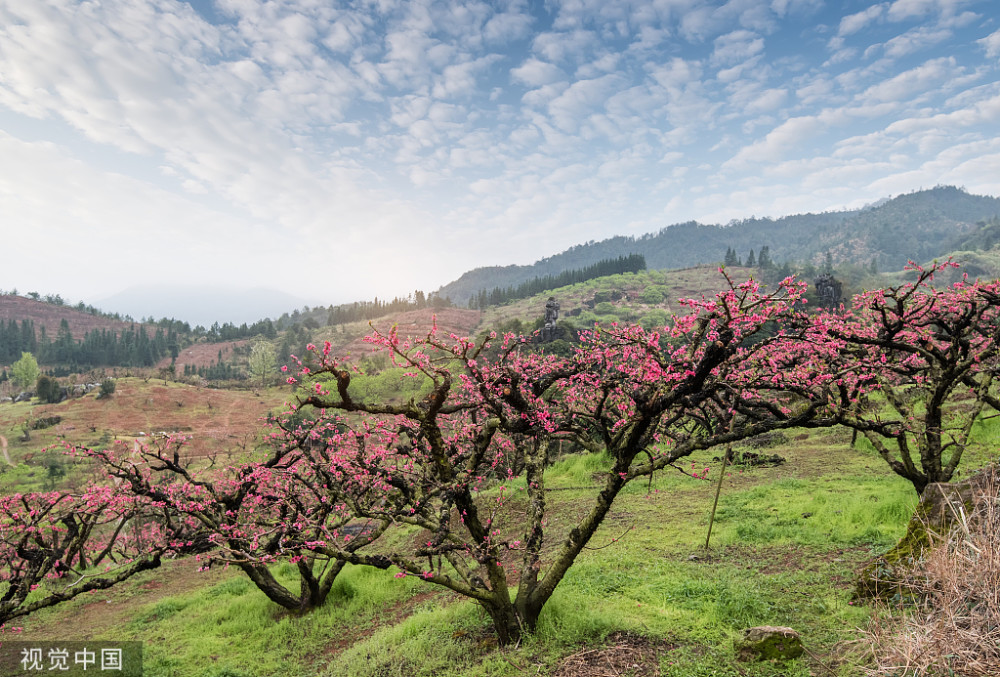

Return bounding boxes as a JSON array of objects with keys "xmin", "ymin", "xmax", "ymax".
[
  {"xmin": 647, "ymin": 57, "xmax": 703, "ymax": 90},
  {"xmin": 483, "ymin": 10, "xmax": 534, "ymax": 44},
  {"xmin": 770, "ymin": 0, "xmax": 823, "ymax": 17},
  {"xmin": 838, "ymin": 4, "xmax": 885, "ymax": 36},
  {"xmin": 432, "ymin": 54, "xmax": 503, "ymax": 99},
  {"xmin": 747, "ymin": 88, "xmax": 789, "ymax": 113},
  {"xmin": 980, "ymin": 29, "xmax": 1000, "ymax": 59},
  {"xmin": 882, "ymin": 26, "xmax": 952, "ymax": 58},
  {"xmin": 884, "ymin": 92, "xmax": 1000, "ymax": 134},
  {"xmin": 711, "ymin": 30, "xmax": 765, "ymax": 67},
  {"xmin": 859, "ymin": 57, "xmax": 962, "ymax": 104},
  {"xmin": 887, "ymin": 0, "xmax": 943, "ymax": 21},
  {"xmin": 722, "ymin": 114, "xmax": 829, "ymax": 170},
  {"xmin": 532, "ymin": 29, "xmax": 598, "ymax": 64},
  {"xmin": 511, "ymin": 59, "xmax": 566, "ymax": 87},
  {"xmin": 546, "ymin": 74, "xmax": 625, "ymax": 132}
]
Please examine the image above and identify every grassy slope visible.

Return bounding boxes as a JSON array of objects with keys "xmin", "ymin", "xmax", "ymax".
[{"xmin": 475, "ymin": 265, "xmax": 754, "ymax": 334}]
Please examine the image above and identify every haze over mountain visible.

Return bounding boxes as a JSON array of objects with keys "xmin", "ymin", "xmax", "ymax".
[{"xmin": 93, "ymin": 285, "xmax": 316, "ymax": 328}]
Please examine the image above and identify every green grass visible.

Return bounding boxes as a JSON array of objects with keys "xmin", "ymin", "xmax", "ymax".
[{"xmin": 106, "ymin": 564, "xmax": 434, "ymax": 677}]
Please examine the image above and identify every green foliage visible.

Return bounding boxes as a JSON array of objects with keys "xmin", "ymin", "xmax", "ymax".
[
  {"xmin": 324, "ymin": 290, "xmax": 446, "ymax": 327},
  {"xmin": 42, "ymin": 452, "xmax": 66, "ymax": 490},
  {"xmin": 346, "ymin": 367, "xmax": 434, "ymax": 403},
  {"xmin": 639, "ymin": 309, "xmax": 670, "ymax": 330},
  {"xmin": 638, "ymin": 286, "xmax": 666, "ymax": 305},
  {"xmin": 11, "ymin": 351, "xmax": 40, "ymax": 390},
  {"xmin": 247, "ymin": 341, "xmax": 277, "ymax": 387}
]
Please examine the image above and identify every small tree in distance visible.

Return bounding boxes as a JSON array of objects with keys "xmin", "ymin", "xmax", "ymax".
[
  {"xmin": 35, "ymin": 375, "xmax": 61, "ymax": 404},
  {"xmin": 11, "ymin": 352, "xmax": 40, "ymax": 391},
  {"xmin": 248, "ymin": 340, "xmax": 277, "ymax": 388},
  {"xmin": 99, "ymin": 379, "xmax": 116, "ymax": 399}
]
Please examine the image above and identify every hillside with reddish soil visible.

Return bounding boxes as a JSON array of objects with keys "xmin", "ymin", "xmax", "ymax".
[
  {"xmin": 154, "ymin": 340, "xmax": 248, "ymax": 370},
  {"xmin": 315, "ymin": 307, "xmax": 482, "ymax": 361},
  {"xmin": 3, "ymin": 379, "xmax": 291, "ymax": 464},
  {"xmin": 0, "ymin": 295, "xmax": 137, "ymax": 340}
]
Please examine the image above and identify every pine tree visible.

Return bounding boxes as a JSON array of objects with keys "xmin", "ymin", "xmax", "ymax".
[
  {"xmin": 758, "ymin": 246, "xmax": 772, "ymax": 269},
  {"xmin": 746, "ymin": 249, "xmax": 756, "ymax": 267}
]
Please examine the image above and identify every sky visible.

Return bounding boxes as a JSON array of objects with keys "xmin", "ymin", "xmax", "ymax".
[{"xmin": 1, "ymin": 0, "xmax": 999, "ymax": 316}]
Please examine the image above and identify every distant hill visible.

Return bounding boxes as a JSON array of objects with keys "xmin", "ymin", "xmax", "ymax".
[{"xmin": 436, "ymin": 186, "xmax": 1000, "ymax": 306}]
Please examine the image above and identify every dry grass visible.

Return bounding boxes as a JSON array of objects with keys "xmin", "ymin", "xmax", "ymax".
[{"xmin": 865, "ymin": 474, "xmax": 1000, "ymax": 676}]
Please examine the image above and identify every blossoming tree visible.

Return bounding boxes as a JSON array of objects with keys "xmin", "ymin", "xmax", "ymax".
[
  {"xmin": 77, "ymin": 434, "xmax": 388, "ymax": 613},
  {"xmin": 797, "ymin": 261, "xmax": 1000, "ymax": 495},
  {"xmin": 275, "ymin": 274, "xmax": 843, "ymax": 643},
  {"xmin": 0, "ymin": 487, "xmax": 184, "ymax": 626}
]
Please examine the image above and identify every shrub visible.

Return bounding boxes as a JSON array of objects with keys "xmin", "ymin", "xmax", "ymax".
[
  {"xmin": 35, "ymin": 375, "xmax": 62, "ymax": 404},
  {"xmin": 639, "ymin": 287, "xmax": 665, "ymax": 305},
  {"xmin": 98, "ymin": 379, "xmax": 116, "ymax": 399},
  {"xmin": 639, "ymin": 310, "xmax": 670, "ymax": 330}
]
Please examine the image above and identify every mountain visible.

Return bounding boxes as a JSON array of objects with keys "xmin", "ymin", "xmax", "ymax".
[
  {"xmin": 93, "ymin": 285, "xmax": 315, "ymax": 328},
  {"xmin": 436, "ymin": 186, "xmax": 1000, "ymax": 306}
]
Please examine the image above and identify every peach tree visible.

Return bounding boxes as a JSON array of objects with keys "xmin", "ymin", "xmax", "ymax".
[{"xmin": 276, "ymin": 275, "xmax": 843, "ymax": 643}]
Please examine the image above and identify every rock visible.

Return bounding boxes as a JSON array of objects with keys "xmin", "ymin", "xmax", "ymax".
[
  {"xmin": 735, "ymin": 626, "xmax": 803, "ymax": 662},
  {"xmin": 854, "ymin": 464, "xmax": 999, "ymax": 601}
]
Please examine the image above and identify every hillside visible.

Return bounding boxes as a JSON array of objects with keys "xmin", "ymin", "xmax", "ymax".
[
  {"xmin": 0, "ymin": 378, "xmax": 289, "ymax": 488},
  {"xmin": 0, "ymin": 295, "xmax": 134, "ymax": 341},
  {"xmin": 437, "ymin": 186, "xmax": 1000, "ymax": 306},
  {"xmin": 312, "ymin": 307, "xmax": 482, "ymax": 362}
]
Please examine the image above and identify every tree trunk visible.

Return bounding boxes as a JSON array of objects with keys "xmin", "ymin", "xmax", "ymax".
[
  {"xmin": 237, "ymin": 562, "xmax": 305, "ymax": 611},
  {"xmin": 481, "ymin": 598, "xmax": 523, "ymax": 645}
]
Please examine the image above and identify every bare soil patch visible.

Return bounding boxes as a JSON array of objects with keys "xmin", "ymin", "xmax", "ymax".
[
  {"xmin": 553, "ymin": 631, "xmax": 676, "ymax": 677},
  {"xmin": 17, "ymin": 378, "xmax": 289, "ymax": 459}
]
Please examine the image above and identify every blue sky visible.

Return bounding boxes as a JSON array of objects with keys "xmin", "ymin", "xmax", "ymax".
[{"xmin": 1, "ymin": 0, "xmax": 998, "ymax": 309}]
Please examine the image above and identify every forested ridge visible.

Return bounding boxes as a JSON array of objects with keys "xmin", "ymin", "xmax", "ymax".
[{"xmin": 437, "ymin": 186, "xmax": 1000, "ymax": 305}]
